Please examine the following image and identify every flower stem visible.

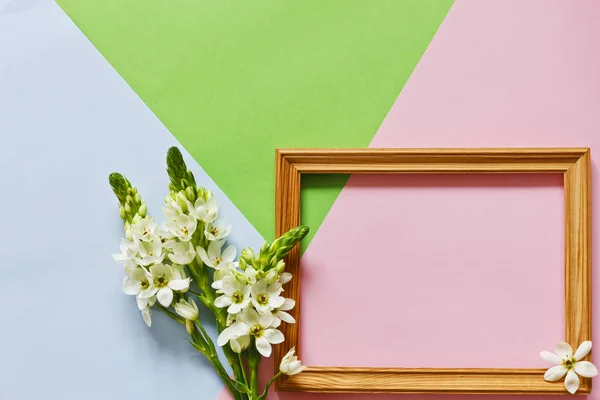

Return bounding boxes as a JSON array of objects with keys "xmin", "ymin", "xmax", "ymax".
[
  {"xmin": 257, "ymin": 372, "xmax": 283, "ymax": 400},
  {"xmin": 248, "ymin": 349, "xmax": 261, "ymax": 399}
]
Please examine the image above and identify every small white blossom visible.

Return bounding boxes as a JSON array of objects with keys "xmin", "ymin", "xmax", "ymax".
[
  {"xmin": 197, "ymin": 240, "xmax": 236, "ymax": 269},
  {"xmin": 163, "ymin": 199, "xmax": 188, "ymax": 221},
  {"xmin": 132, "ymin": 218, "xmax": 157, "ymax": 242},
  {"xmin": 211, "ymin": 262, "xmax": 236, "ymax": 291},
  {"xmin": 279, "ymin": 347, "xmax": 306, "ymax": 376},
  {"xmin": 135, "ymin": 237, "xmax": 165, "ymax": 266},
  {"xmin": 122, "ymin": 268, "xmax": 151, "ymax": 296},
  {"xmin": 541, "ymin": 341, "xmax": 598, "ymax": 394},
  {"xmin": 111, "ymin": 239, "xmax": 138, "ymax": 263},
  {"xmin": 192, "ymin": 196, "xmax": 219, "ymax": 223},
  {"xmin": 139, "ymin": 263, "xmax": 190, "ymax": 307},
  {"xmin": 205, "ymin": 219, "xmax": 231, "ymax": 241},
  {"xmin": 251, "ymin": 279, "xmax": 285, "ymax": 313},
  {"xmin": 174, "ymin": 298, "xmax": 199, "ymax": 321},
  {"xmin": 165, "ymin": 214, "xmax": 197, "ymax": 241},
  {"xmin": 217, "ymin": 308, "xmax": 284, "ymax": 357},
  {"xmin": 165, "ymin": 240, "xmax": 196, "ymax": 264},
  {"xmin": 272, "ymin": 298, "xmax": 296, "ymax": 328},
  {"xmin": 214, "ymin": 276, "xmax": 251, "ymax": 314}
]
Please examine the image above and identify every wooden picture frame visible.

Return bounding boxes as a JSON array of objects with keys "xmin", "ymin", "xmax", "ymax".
[{"xmin": 274, "ymin": 148, "xmax": 592, "ymax": 395}]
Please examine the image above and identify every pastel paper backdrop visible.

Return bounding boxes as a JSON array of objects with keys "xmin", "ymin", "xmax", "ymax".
[{"xmin": 1, "ymin": 0, "xmax": 599, "ymax": 400}]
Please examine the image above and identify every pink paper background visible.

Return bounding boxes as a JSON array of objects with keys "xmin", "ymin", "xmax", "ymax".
[
  {"xmin": 220, "ymin": 0, "xmax": 600, "ymax": 398},
  {"xmin": 301, "ymin": 174, "xmax": 564, "ymax": 368}
]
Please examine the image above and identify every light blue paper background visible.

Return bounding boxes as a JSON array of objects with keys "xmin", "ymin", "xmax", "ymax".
[{"xmin": 0, "ymin": 1, "xmax": 264, "ymax": 398}]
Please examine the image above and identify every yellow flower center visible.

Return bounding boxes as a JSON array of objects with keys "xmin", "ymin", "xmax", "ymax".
[
  {"xmin": 257, "ymin": 293, "xmax": 269, "ymax": 306},
  {"xmin": 155, "ymin": 274, "xmax": 168, "ymax": 288},
  {"xmin": 210, "ymin": 226, "xmax": 219, "ymax": 236},
  {"xmin": 231, "ymin": 292, "xmax": 244, "ymax": 303},
  {"xmin": 249, "ymin": 324, "xmax": 264, "ymax": 337},
  {"xmin": 563, "ymin": 358, "xmax": 577, "ymax": 370},
  {"xmin": 213, "ymin": 256, "xmax": 222, "ymax": 266},
  {"xmin": 182, "ymin": 226, "xmax": 189, "ymax": 235}
]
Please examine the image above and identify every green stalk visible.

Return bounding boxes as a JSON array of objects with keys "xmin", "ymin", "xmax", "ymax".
[
  {"xmin": 248, "ymin": 349, "xmax": 262, "ymax": 400},
  {"xmin": 257, "ymin": 372, "xmax": 283, "ymax": 400}
]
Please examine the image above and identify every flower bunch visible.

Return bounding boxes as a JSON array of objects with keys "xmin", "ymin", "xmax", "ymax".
[{"xmin": 109, "ymin": 147, "xmax": 307, "ymax": 400}]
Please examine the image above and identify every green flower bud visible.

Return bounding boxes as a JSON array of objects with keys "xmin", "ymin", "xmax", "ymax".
[
  {"xmin": 176, "ymin": 191, "xmax": 189, "ymax": 211},
  {"xmin": 119, "ymin": 206, "xmax": 126, "ymax": 220},
  {"xmin": 185, "ymin": 186, "xmax": 196, "ymax": 202},
  {"xmin": 275, "ymin": 259, "xmax": 286, "ymax": 274},
  {"xmin": 185, "ymin": 320, "xmax": 195, "ymax": 335},
  {"xmin": 134, "ymin": 192, "xmax": 141, "ymax": 204},
  {"xmin": 260, "ymin": 242, "xmax": 269, "ymax": 253},
  {"xmin": 241, "ymin": 248, "xmax": 255, "ymax": 263},
  {"xmin": 238, "ymin": 258, "xmax": 248, "ymax": 270},
  {"xmin": 124, "ymin": 202, "xmax": 132, "ymax": 214},
  {"xmin": 138, "ymin": 203, "xmax": 147, "ymax": 217}
]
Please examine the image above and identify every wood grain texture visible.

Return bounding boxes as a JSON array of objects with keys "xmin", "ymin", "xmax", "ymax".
[
  {"xmin": 274, "ymin": 148, "xmax": 592, "ymax": 394},
  {"xmin": 564, "ymin": 149, "xmax": 593, "ymax": 393}
]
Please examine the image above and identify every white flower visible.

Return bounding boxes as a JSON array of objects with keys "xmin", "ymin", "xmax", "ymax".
[
  {"xmin": 244, "ymin": 308, "xmax": 284, "ymax": 357},
  {"xmin": 192, "ymin": 196, "xmax": 219, "ymax": 223},
  {"xmin": 197, "ymin": 240, "xmax": 236, "ymax": 269},
  {"xmin": 139, "ymin": 263, "xmax": 190, "ymax": 307},
  {"xmin": 279, "ymin": 347, "xmax": 306, "ymax": 376},
  {"xmin": 111, "ymin": 239, "xmax": 138, "ymax": 263},
  {"xmin": 132, "ymin": 218, "xmax": 157, "ymax": 242},
  {"xmin": 163, "ymin": 199, "xmax": 186, "ymax": 221},
  {"xmin": 541, "ymin": 341, "xmax": 598, "ymax": 394},
  {"xmin": 165, "ymin": 240, "xmax": 196, "ymax": 264},
  {"xmin": 134, "ymin": 237, "xmax": 166, "ymax": 266},
  {"xmin": 214, "ymin": 276, "xmax": 251, "ymax": 314},
  {"xmin": 122, "ymin": 268, "xmax": 152, "ymax": 296},
  {"xmin": 211, "ymin": 262, "xmax": 236, "ymax": 291},
  {"xmin": 251, "ymin": 279, "xmax": 285, "ymax": 313},
  {"xmin": 174, "ymin": 298, "xmax": 199, "ymax": 321},
  {"xmin": 205, "ymin": 219, "xmax": 231, "ymax": 241},
  {"xmin": 272, "ymin": 298, "xmax": 296, "ymax": 328},
  {"xmin": 165, "ymin": 214, "xmax": 197, "ymax": 241},
  {"xmin": 217, "ymin": 308, "xmax": 284, "ymax": 357}
]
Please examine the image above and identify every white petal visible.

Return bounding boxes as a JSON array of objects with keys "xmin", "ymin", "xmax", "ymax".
[
  {"xmin": 259, "ymin": 310, "xmax": 274, "ymax": 327},
  {"xmin": 138, "ymin": 287, "xmax": 158, "ymax": 299},
  {"xmin": 168, "ymin": 278, "xmax": 190, "ymax": 291},
  {"xmin": 263, "ymin": 328, "xmax": 284, "ymax": 344},
  {"xmin": 276, "ymin": 311, "xmax": 296, "ymax": 324},
  {"xmin": 565, "ymin": 369, "xmax": 580, "ymax": 394},
  {"xmin": 157, "ymin": 287, "xmax": 174, "ymax": 307},
  {"xmin": 221, "ymin": 245, "xmax": 237, "ymax": 263},
  {"xmin": 196, "ymin": 246, "xmax": 213, "ymax": 268},
  {"xmin": 242, "ymin": 308, "xmax": 260, "ymax": 325},
  {"xmin": 230, "ymin": 322, "xmax": 250, "ymax": 337},
  {"xmin": 540, "ymin": 351, "xmax": 562, "ymax": 365},
  {"xmin": 142, "ymin": 309, "xmax": 152, "ymax": 327},
  {"xmin": 270, "ymin": 296, "xmax": 285, "ymax": 309},
  {"xmin": 574, "ymin": 341, "xmax": 592, "ymax": 361},
  {"xmin": 544, "ymin": 365, "xmax": 568, "ymax": 382},
  {"xmin": 122, "ymin": 280, "xmax": 141, "ymax": 295},
  {"xmin": 574, "ymin": 361, "xmax": 598, "ymax": 378},
  {"xmin": 217, "ymin": 327, "xmax": 233, "ymax": 346},
  {"xmin": 555, "ymin": 342, "xmax": 573, "ymax": 358},
  {"xmin": 278, "ymin": 273, "xmax": 291, "ymax": 285},
  {"xmin": 214, "ymin": 295, "xmax": 232, "ymax": 308},
  {"xmin": 279, "ymin": 298, "xmax": 295, "ymax": 311},
  {"xmin": 136, "ymin": 296, "xmax": 148, "ymax": 310},
  {"xmin": 255, "ymin": 337, "xmax": 272, "ymax": 357},
  {"xmin": 228, "ymin": 302, "xmax": 243, "ymax": 314}
]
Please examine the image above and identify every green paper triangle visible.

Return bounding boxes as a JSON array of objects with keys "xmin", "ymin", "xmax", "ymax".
[{"xmin": 57, "ymin": 0, "xmax": 453, "ymax": 248}]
